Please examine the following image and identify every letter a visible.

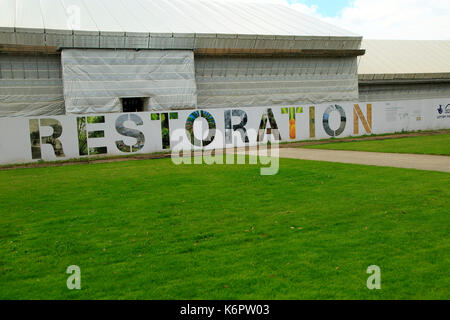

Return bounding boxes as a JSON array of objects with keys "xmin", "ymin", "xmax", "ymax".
[
  {"xmin": 366, "ymin": 265, "xmax": 381, "ymax": 290},
  {"xmin": 66, "ymin": 265, "xmax": 81, "ymax": 290}
]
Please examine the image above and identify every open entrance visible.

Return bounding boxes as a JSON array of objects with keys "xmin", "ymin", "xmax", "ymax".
[{"xmin": 121, "ymin": 97, "xmax": 146, "ymax": 113}]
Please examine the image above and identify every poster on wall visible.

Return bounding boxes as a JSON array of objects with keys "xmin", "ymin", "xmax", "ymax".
[{"xmin": 0, "ymin": 98, "xmax": 449, "ymax": 165}]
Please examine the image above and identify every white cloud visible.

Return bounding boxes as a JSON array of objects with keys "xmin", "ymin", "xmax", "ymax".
[
  {"xmin": 323, "ymin": 0, "xmax": 450, "ymax": 40},
  {"xmin": 288, "ymin": 3, "xmax": 320, "ymax": 17},
  {"xmin": 212, "ymin": 0, "xmax": 450, "ymax": 40}
]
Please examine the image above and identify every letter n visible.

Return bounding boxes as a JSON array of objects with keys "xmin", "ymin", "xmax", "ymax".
[{"xmin": 353, "ymin": 104, "xmax": 372, "ymax": 135}]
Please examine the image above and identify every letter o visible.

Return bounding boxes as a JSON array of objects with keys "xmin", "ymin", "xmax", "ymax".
[
  {"xmin": 185, "ymin": 110, "xmax": 216, "ymax": 147},
  {"xmin": 323, "ymin": 104, "xmax": 347, "ymax": 137}
]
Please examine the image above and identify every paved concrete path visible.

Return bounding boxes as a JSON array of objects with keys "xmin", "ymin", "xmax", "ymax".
[{"xmin": 244, "ymin": 148, "xmax": 450, "ymax": 173}]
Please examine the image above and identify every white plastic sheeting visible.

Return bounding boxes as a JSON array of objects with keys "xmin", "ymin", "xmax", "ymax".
[
  {"xmin": 0, "ymin": 0, "xmax": 361, "ymax": 50},
  {"xmin": 0, "ymin": 53, "xmax": 65, "ymax": 117},
  {"xmin": 359, "ymin": 82, "xmax": 450, "ymax": 102},
  {"xmin": 61, "ymin": 49, "xmax": 197, "ymax": 114},
  {"xmin": 196, "ymin": 56, "xmax": 359, "ymax": 108}
]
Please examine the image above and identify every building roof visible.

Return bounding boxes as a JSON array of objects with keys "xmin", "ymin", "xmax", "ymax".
[
  {"xmin": 0, "ymin": 0, "xmax": 362, "ymax": 52},
  {"xmin": 358, "ymin": 40, "xmax": 450, "ymax": 81}
]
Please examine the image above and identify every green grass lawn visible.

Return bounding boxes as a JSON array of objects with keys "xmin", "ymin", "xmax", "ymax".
[
  {"xmin": 0, "ymin": 158, "xmax": 449, "ymax": 299},
  {"xmin": 302, "ymin": 133, "xmax": 450, "ymax": 156}
]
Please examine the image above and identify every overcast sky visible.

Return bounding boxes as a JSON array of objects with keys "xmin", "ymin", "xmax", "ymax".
[{"xmin": 216, "ymin": 0, "xmax": 450, "ymax": 40}]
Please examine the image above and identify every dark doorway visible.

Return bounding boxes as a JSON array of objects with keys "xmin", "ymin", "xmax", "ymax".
[{"xmin": 122, "ymin": 97, "xmax": 145, "ymax": 113}]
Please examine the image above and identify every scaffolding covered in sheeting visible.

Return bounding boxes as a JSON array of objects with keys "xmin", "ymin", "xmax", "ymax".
[
  {"xmin": 0, "ymin": 0, "xmax": 365, "ymax": 116},
  {"xmin": 196, "ymin": 55, "xmax": 359, "ymax": 108},
  {"xmin": 359, "ymin": 81, "xmax": 450, "ymax": 102},
  {"xmin": 0, "ymin": 53, "xmax": 65, "ymax": 117},
  {"xmin": 61, "ymin": 49, "xmax": 197, "ymax": 114}
]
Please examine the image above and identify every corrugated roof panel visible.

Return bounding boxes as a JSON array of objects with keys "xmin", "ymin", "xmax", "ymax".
[
  {"xmin": 40, "ymin": 0, "xmax": 71, "ymax": 33},
  {"xmin": 1, "ymin": 0, "xmax": 359, "ymax": 37},
  {"xmin": 160, "ymin": 0, "xmax": 222, "ymax": 34},
  {"xmin": 168, "ymin": 0, "xmax": 237, "ymax": 35},
  {"xmin": 249, "ymin": 4, "xmax": 322, "ymax": 36},
  {"xmin": 359, "ymin": 40, "xmax": 450, "ymax": 76},
  {"xmin": 82, "ymin": 0, "xmax": 124, "ymax": 34},
  {"xmin": 98, "ymin": 0, "xmax": 148, "ymax": 34},
  {"xmin": 193, "ymin": 1, "xmax": 254, "ymax": 35},
  {"xmin": 202, "ymin": 1, "xmax": 272, "ymax": 35},
  {"xmin": 167, "ymin": 1, "xmax": 222, "ymax": 34},
  {"xmin": 135, "ymin": 0, "xmax": 194, "ymax": 34},
  {"xmin": 0, "ymin": 0, "xmax": 364, "ymax": 50},
  {"xmin": 275, "ymin": 4, "xmax": 352, "ymax": 37},
  {"xmin": 227, "ymin": 3, "xmax": 295, "ymax": 36},
  {"xmin": 15, "ymin": 0, "xmax": 44, "ymax": 32},
  {"xmin": 60, "ymin": 0, "xmax": 99, "ymax": 32},
  {"xmin": 111, "ymin": 0, "xmax": 167, "ymax": 34},
  {"xmin": 0, "ymin": 0, "xmax": 16, "ymax": 31}
]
